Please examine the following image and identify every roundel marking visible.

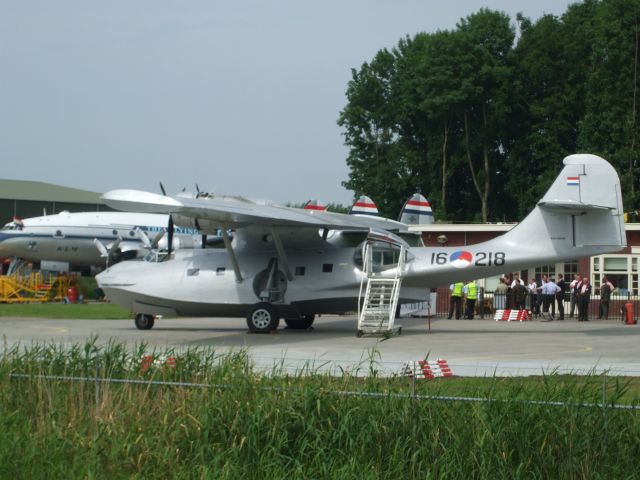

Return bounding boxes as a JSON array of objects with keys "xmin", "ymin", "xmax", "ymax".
[{"xmin": 450, "ymin": 250, "xmax": 473, "ymax": 268}]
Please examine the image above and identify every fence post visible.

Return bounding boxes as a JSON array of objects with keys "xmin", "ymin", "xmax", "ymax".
[{"xmin": 93, "ymin": 348, "xmax": 100, "ymax": 409}]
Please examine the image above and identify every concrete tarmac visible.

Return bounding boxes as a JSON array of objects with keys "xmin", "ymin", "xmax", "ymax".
[{"xmin": 1, "ymin": 315, "xmax": 639, "ymax": 377}]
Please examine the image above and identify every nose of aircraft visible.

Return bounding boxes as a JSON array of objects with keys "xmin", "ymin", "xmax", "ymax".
[
  {"xmin": 0, "ymin": 232, "xmax": 13, "ymax": 255},
  {"xmin": 95, "ymin": 266, "xmax": 117, "ymax": 287},
  {"xmin": 95, "ymin": 260, "xmax": 140, "ymax": 288}
]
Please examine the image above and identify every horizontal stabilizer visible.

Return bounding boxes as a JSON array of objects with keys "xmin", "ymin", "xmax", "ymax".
[{"xmin": 538, "ymin": 200, "xmax": 613, "ymax": 213}]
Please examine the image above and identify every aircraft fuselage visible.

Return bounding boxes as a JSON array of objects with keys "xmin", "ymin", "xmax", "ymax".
[
  {"xmin": 0, "ymin": 211, "xmax": 199, "ymax": 269},
  {"xmin": 97, "ymin": 245, "xmax": 430, "ymax": 318}
]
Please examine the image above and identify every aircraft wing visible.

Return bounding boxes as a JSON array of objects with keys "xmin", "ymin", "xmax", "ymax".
[{"xmin": 101, "ymin": 190, "xmax": 408, "ymax": 232}]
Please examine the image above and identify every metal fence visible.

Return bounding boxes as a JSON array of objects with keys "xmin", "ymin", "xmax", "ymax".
[
  {"xmin": 434, "ymin": 287, "xmax": 639, "ymax": 323},
  {"xmin": 9, "ymin": 372, "xmax": 640, "ymax": 411}
]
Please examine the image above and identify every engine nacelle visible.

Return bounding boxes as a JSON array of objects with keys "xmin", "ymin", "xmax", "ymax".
[{"xmin": 156, "ymin": 235, "xmax": 199, "ymax": 250}]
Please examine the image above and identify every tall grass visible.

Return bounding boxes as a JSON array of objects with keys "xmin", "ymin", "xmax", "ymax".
[{"xmin": 1, "ymin": 341, "xmax": 639, "ymax": 479}]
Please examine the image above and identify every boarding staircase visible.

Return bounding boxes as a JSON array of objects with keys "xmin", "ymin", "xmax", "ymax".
[{"xmin": 357, "ymin": 237, "xmax": 406, "ymax": 336}]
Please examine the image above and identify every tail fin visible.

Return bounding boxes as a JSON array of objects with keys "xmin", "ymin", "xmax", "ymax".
[
  {"xmin": 350, "ymin": 195, "xmax": 379, "ymax": 216},
  {"xmin": 501, "ymin": 153, "xmax": 626, "ymax": 256},
  {"xmin": 399, "ymin": 193, "xmax": 434, "ymax": 225}
]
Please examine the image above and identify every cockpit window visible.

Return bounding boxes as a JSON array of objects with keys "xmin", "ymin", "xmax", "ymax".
[
  {"xmin": 2, "ymin": 222, "xmax": 23, "ymax": 231},
  {"xmin": 144, "ymin": 250, "xmax": 170, "ymax": 263},
  {"xmin": 354, "ymin": 241, "xmax": 409, "ymax": 272}
]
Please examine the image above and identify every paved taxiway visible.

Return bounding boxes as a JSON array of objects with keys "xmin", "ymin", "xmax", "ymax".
[{"xmin": 1, "ymin": 315, "xmax": 639, "ymax": 376}]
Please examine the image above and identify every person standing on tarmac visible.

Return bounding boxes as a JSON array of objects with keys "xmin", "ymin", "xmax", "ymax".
[
  {"xmin": 528, "ymin": 278, "xmax": 539, "ymax": 315},
  {"xmin": 513, "ymin": 281, "xmax": 528, "ymax": 310},
  {"xmin": 464, "ymin": 280, "xmax": 478, "ymax": 319},
  {"xmin": 448, "ymin": 282, "xmax": 464, "ymax": 319},
  {"xmin": 555, "ymin": 273, "xmax": 566, "ymax": 320},
  {"xmin": 540, "ymin": 278, "xmax": 561, "ymax": 321},
  {"xmin": 494, "ymin": 277, "xmax": 508, "ymax": 310},
  {"xmin": 569, "ymin": 274, "xmax": 582, "ymax": 318},
  {"xmin": 578, "ymin": 278, "xmax": 592, "ymax": 321},
  {"xmin": 598, "ymin": 275, "xmax": 615, "ymax": 320}
]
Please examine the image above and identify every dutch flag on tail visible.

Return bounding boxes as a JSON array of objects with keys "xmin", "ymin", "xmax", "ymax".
[
  {"xmin": 350, "ymin": 195, "xmax": 379, "ymax": 216},
  {"xmin": 567, "ymin": 176, "xmax": 580, "ymax": 186},
  {"xmin": 399, "ymin": 193, "xmax": 434, "ymax": 225}
]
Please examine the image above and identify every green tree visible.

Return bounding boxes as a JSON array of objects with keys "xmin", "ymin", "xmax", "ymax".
[
  {"xmin": 455, "ymin": 9, "xmax": 515, "ymax": 221},
  {"xmin": 393, "ymin": 30, "xmax": 473, "ymax": 218},
  {"xmin": 338, "ymin": 49, "xmax": 410, "ymax": 217},
  {"xmin": 505, "ymin": 5, "xmax": 596, "ymax": 217},
  {"xmin": 579, "ymin": 0, "xmax": 640, "ymax": 209},
  {"xmin": 338, "ymin": 1, "xmax": 640, "ymax": 222}
]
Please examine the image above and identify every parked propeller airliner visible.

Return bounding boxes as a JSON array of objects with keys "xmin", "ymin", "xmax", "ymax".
[
  {"xmin": 96, "ymin": 154, "xmax": 626, "ymax": 332},
  {"xmin": 0, "ymin": 210, "xmax": 202, "ymax": 272}
]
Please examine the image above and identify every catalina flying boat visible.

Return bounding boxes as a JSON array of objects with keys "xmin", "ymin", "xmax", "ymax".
[{"xmin": 96, "ymin": 154, "xmax": 626, "ymax": 332}]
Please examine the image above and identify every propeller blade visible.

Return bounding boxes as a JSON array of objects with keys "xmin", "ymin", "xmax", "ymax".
[
  {"xmin": 201, "ymin": 234, "xmax": 207, "ymax": 249},
  {"xmin": 93, "ymin": 238, "xmax": 109, "ymax": 258},
  {"xmin": 110, "ymin": 237, "xmax": 123, "ymax": 254},
  {"xmin": 167, "ymin": 216, "xmax": 174, "ymax": 254},
  {"xmin": 159, "ymin": 182, "xmax": 167, "ymax": 196},
  {"xmin": 135, "ymin": 227, "xmax": 152, "ymax": 248},
  {"xmin": 151, "ymin": 229, "xmax": 166, "ymax": 248}
]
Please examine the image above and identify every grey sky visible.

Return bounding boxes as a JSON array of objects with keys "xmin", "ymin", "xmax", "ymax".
[{"xmin": 1, "ymin": 1, "xmax": 573, "ymax": 205}]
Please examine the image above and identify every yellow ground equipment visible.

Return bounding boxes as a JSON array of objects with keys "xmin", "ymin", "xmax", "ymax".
[{"xmin": 0, "ymin": 273, "xmax": 77, "ymax": 303}]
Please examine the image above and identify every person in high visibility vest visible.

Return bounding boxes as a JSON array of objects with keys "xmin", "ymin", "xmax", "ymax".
[
  {"xmin": 448, "ymin": 282, "xmax": 464, "ymax": 319},
  {"xmin": 464, "ymin": 280, "xmax": 478, "ymax": 319}
]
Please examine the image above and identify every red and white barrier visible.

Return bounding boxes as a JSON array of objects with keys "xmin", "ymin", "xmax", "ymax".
[
  {"xmin": 140, "ymin": 354, "xmax": 177, "ymax": 373},
  {"xmin": 494, "ymin": 309, "xmax": 531, "ymax": 322},
  {"xmin": 401, "ymin": 359, "xmax": 453, "ymax": 379}
]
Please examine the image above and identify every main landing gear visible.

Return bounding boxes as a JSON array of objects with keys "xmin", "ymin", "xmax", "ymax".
[
  {"xmin": 246, "ymin": 303, "xmax": 280, "ymax": 333},
  {"xmin": 284, "ymin": 314, "xmax": 315, "ymax": 330},
  {"xmin": 134, "ymin": 313, "xmax": 155, "ymax": 330},
  {"xmin": 246, "ymin": 304, "xmax": 316, "ymax": 333}
]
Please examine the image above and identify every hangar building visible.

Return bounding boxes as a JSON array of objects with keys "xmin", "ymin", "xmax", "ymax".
[{"xmin": 0, "ymin": 179, "xmax": 112, "ymax": 224}]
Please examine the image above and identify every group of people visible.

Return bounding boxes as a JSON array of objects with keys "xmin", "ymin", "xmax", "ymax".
[
  {"xmin": 447, "ymin": 280, "xmax": 479, "ymax": 320},
  {"xmin": 569, "ymin": 273, "xmax": 614, "ymax": 321},
  {"xmin": 449, "ymin": 273, "xmax": 615, "ymax": 322},
  {"xmin": 493, "ymin": 273, "xmax": 566, "ymax": 320}
]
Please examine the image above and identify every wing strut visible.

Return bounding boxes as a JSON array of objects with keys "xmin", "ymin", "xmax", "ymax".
[
  {"xmin": 222, "ymin": 228, "xmax": 243, "ymax": 283},
  {"xmin": 270, "ymin": 228, "xmax": 294, "ymax": 281}
]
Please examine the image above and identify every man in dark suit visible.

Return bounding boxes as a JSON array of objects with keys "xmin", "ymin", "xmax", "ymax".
[
  {"xmin": 555, "ymin": 273, "xmax": 566, "ymax": 320},
  {"xmin": 578, "ymin": 278, "xmax": 592, "ymax": 321}
]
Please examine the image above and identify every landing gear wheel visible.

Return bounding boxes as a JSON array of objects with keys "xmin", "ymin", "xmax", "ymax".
[
  {"xmin": 246, "ymin": 303, "xmax": 280, "ymax": 333},
  {"xmin": 134, "ymin": 314, "xmax": 155, "ymax": 330},
  {"xmin": 284, "ymin": 314, "xmax": 315, "ymax": 330},
  {"xmin": 356, "ymin": 330, "xmax": 364, "ymax": 338}
]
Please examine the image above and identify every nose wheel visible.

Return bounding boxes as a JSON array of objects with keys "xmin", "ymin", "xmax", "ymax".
[
  {"xmin": 134, "ymin": 313, "xmax": 155, "ymax": 330},
  {"xmin": 246, "ymin": 303, "xmax": 280, "ymax": 333}
]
